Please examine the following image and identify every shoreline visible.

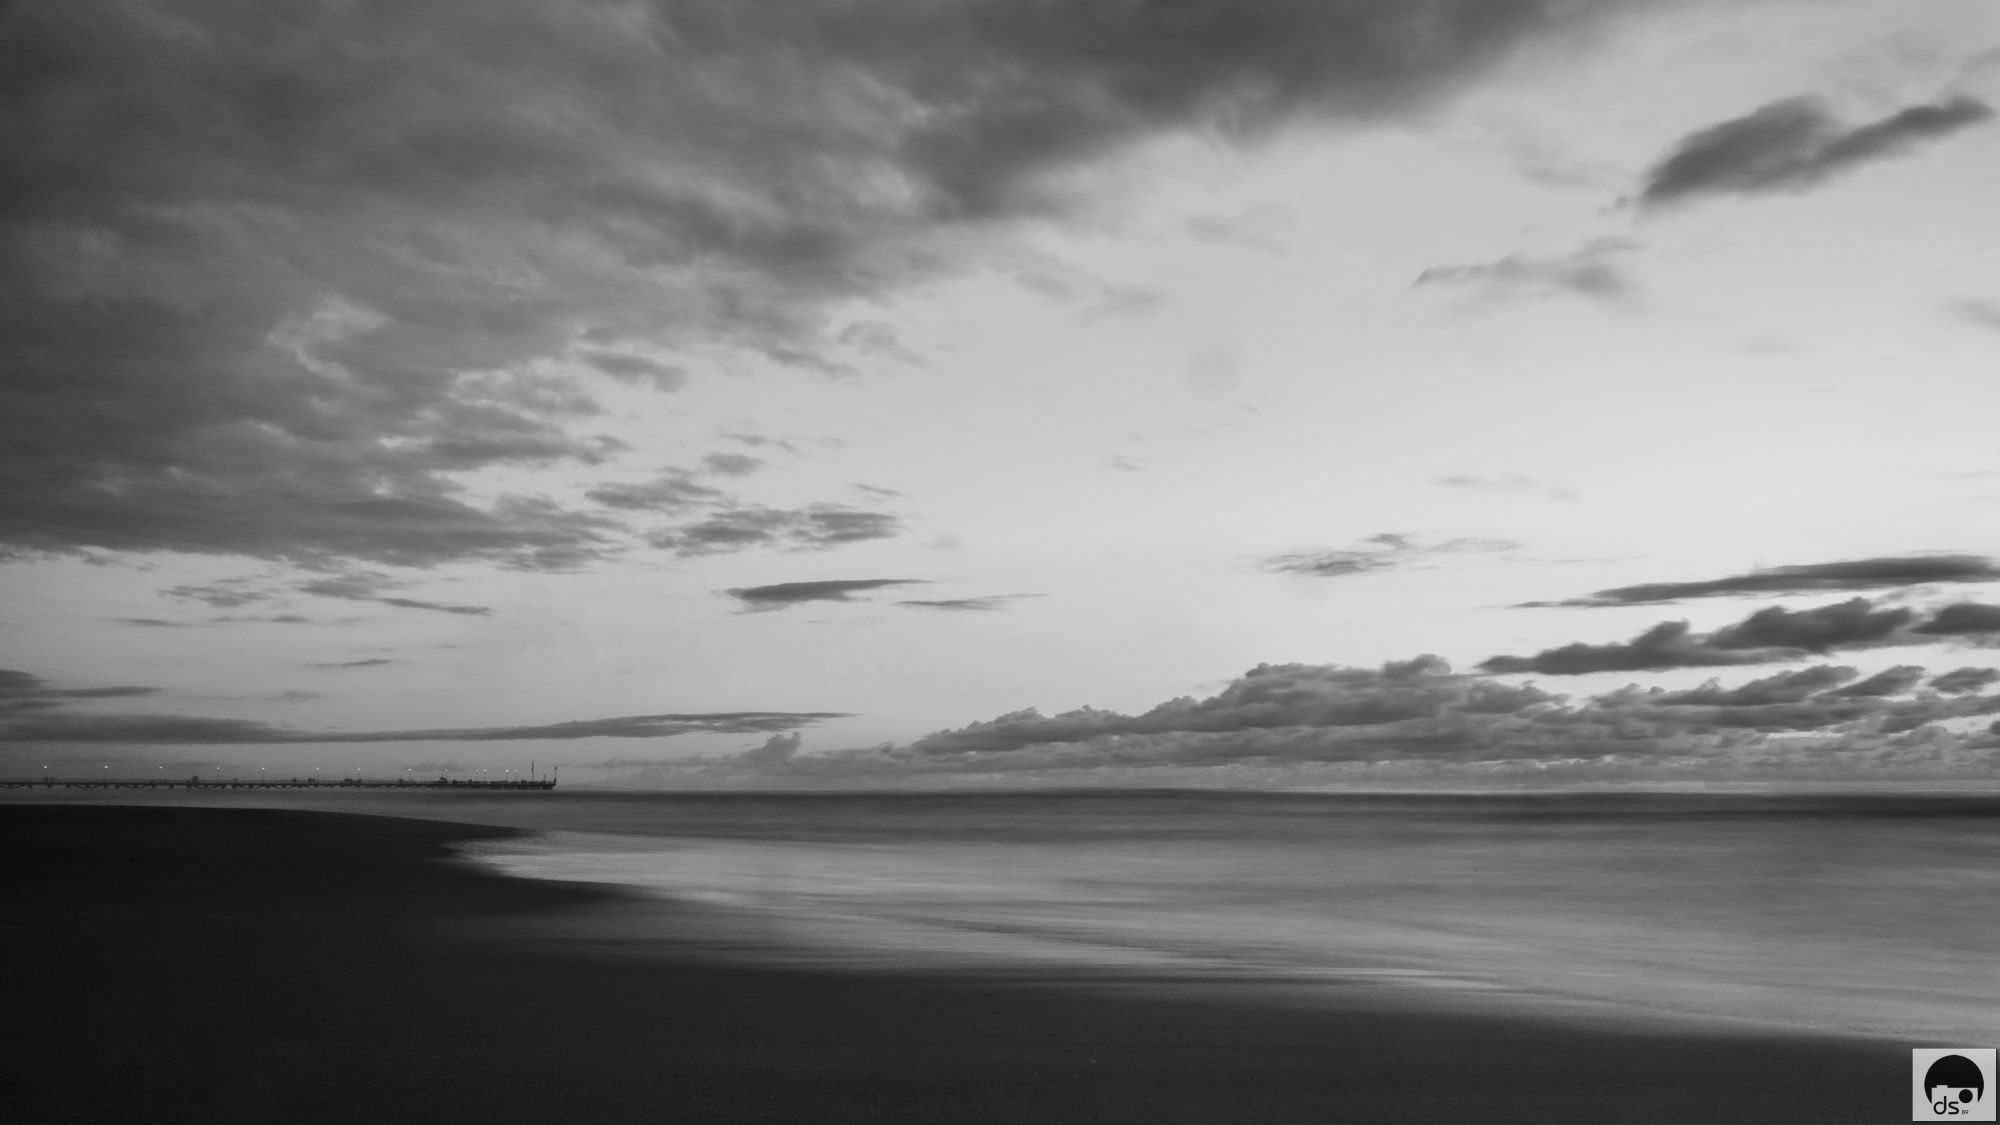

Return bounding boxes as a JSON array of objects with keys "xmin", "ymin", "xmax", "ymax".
[{"xmin": 3, "ymin": 804, "xmax": 1917, "ymax": 1123}]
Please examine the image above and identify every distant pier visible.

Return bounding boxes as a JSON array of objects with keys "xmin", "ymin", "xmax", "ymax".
[{"xmin": 0, "ymin": 777, "xmax": 556, "ymax": 791}]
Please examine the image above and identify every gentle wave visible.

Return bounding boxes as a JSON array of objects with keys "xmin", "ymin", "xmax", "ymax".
[{"xmin": 457, "ymin": 791, "xmax": 2000, "ymax": 1041}]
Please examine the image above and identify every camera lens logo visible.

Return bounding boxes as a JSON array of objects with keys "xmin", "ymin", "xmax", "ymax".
[{"xmin": 1914, "ymin": 1048, "xmax": 1996, "ymax": 1121}]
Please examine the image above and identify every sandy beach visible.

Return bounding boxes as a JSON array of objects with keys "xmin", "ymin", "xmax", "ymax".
[{"xmin": 0, "ymin": 803, "xmax": 1919, "ymax": 1124}]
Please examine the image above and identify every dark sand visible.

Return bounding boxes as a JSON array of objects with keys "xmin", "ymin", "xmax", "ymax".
[{"xmin": 1, "ymin": 805, "xmax": 1911, "ymax": 1124}]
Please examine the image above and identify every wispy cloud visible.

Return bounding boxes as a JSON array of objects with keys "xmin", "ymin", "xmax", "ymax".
[
  {"xmin": 298, "ymin": 571, "xmax": 491, "ymax": 617},
  {"xmin": 1, "ymin": 709, "xmax": 847, "ymax": 746},
  {"xmin": 1414, "ymin": 238, "xmax": 1637, "ymax": 304},
  {"xmin": 584, "ymin": 472, "xmax": 729, "ymax": 514},
  {"xmin": 163, "ymin": 579, "xmax": 276, "ymax": 609},
  {"xmin": 897, "ymin": 594, "xmax": 1041, "ymax": 613},
  {"xmin": 1932, "ymin": 667, "xmax": 2000, "ymax": 695},
  {"xmin": 700, "ymin": 452, "xmax": 766, "ymax": 478},
  {"xmin": 1480, "ymin": 620, "xmax": 1783, "ymax": 676},
  {"xmin": 1706, "ymin": 598, "xmax": 1916, "ymax": 653},
  {"xmin": 723, "ymin": 579, "xmax": 926, "ymax": 612},
  {"xmin": 1821, "ymin": 665, "xmax": 1926, "ymax": 700},
  {"xmin": 1485, "ymin": 596, "xmax": 2000, "ymax": 676},
  {"xmin": 1526, "ymin": 555, "xmax": 2000, "ymax": 607},
  {"xmin": 0, "ymin": 669, "xmax": 159, "ymax": 714},
  {"xmin": 649, "ymin": 505, "xmax": 902, "ymax": 558},
  {"xmin": 582, "ymin": 352, "xmax": 688, "ymax": 392},
  {"xmin": 1264, "ymin": 533, "xmax": 1515, "ymax": 578},
  {"xmin": 1950, "ymin": 298, "xmax": 2000, "ymax": 333},
  {"xmin": 1184, "ymin": 206, "xmax": 1293, "ymax": 255},
  {"xmin": 1432, "ymin": 474, "xmax": 1575, "ymax": 502},
  {"xmin": 308, "ymin": 658, "xmax": 395, "ymax": 670},
  {"xmin": 1914, "ymin": 603, "xmax": 2000, "ymax": 636},
  {"xmin": 1643, "ymin": 665, "xmax": 1859, "ymax": 706},
  {"xmin": 1636, "ymin": 96, "xmax": 1994, "ymax": 210}
]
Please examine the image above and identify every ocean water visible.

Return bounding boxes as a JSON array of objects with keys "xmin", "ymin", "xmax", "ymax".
[
  {"xmin": 22, "ymin": 787, "xmax": 1999, "ymax": 1040},
  {"xmin": 425, "ymin": 790, "xmax": 2000, "ymax": 1042}
]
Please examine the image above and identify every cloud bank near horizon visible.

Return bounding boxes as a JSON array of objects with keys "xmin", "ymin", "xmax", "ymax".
[
  {"xmin": 0, "ymin": 666, "xmax": 844, "ymax": 747},
  {"xmin": 621, "ymin": 651, "xmax": 2000, "ymax": 785}
]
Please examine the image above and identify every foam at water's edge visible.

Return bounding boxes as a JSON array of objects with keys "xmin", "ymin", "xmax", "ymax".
[{"xmin": 457, "ymin": 824, "xmax": 2000, "ymax": 1044}]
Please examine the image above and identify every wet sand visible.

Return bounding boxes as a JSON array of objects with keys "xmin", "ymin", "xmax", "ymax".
[{"xmin": 1, "ymin": 805, "xmax": 1913, "ymax": 1123}]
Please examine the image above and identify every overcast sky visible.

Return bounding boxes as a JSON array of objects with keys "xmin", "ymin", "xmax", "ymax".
[{"xmin": 5, "ymin": 0, "xmax": 2000, "ymax": 787}]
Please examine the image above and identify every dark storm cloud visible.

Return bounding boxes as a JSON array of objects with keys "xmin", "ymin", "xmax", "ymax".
[
  {"xmin": 1636, "ymin": 96, "xmax": 1995, "ymax": 209},
  {"xmin": 1263, "ymin": 533, "xmax": 1515, "ymax": 577},
  {"xmin": 1529, "ymin": 555, "xmax": 2000, "ymax": 607},
  {"xmin": 723, "ymin": 579, "xmax": 925, "ymax": 611},
  {"xmin": 1706, "ymin": 597, "xmax": 1914, "ymax": 653},
  {"xmin": 1913, "ymin": 603, "xmax": 2000, "ymax": 636},
  {"xmin": 1931, "ymin": 666, "xmax": 2000, "ymax": 695},
  {"xmin": 0, "ymin": 0, "xmax": 1661, "ymax": 566},
  {"xmin": 650, "ymin": 506, "xmax": 902, "ymax": 558},
  {"xmin": 1413, "ymin": 238, "xmax": 1636, "ymax": 303},
  {"xmin": 1479, "ymin": 620, "xmax": 1780, "ymax": 676},
  {"xmin": 897, "ymin": 595, "xmax": 1041, "ymax": 612}
]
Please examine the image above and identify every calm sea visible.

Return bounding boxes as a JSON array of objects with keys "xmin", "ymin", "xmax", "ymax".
[{"xmin": 29, "ymin": 788, "xmax": 2000, "ymax": 1040}]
